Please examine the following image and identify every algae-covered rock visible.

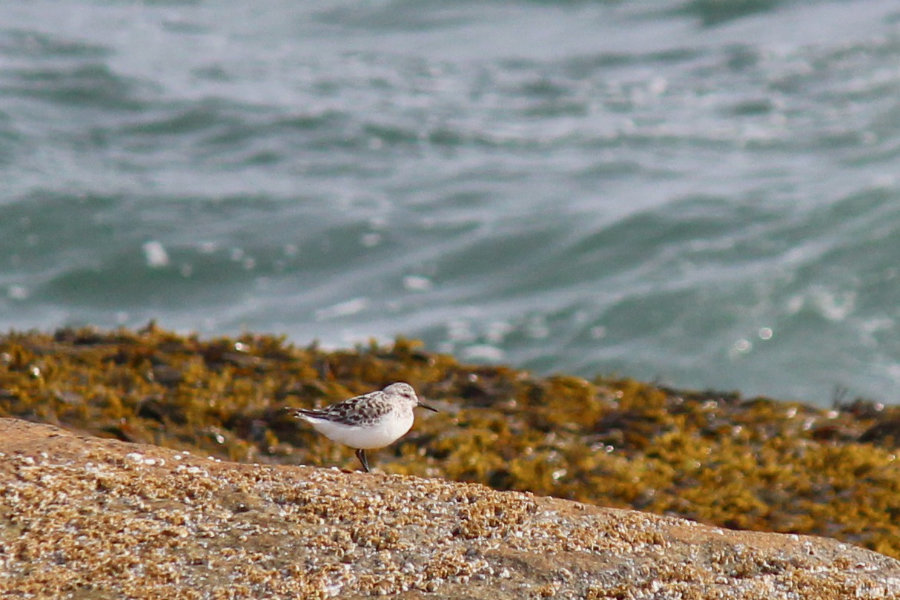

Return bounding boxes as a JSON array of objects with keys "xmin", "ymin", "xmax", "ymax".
[
  {"xmin": 1, "ymin": 326, "xmax": 899, "ymax": 561},
  {"xmin": 1, "ymin": 418, "xmax": 898, "ymax": 599}
]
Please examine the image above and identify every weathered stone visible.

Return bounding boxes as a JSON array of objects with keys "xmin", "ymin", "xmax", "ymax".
[{"xmin": 0, "ymin": 418, "xmax": 897, "ymax": 599}]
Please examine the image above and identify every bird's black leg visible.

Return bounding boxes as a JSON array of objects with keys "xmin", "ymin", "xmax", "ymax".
[{"xmin": 355, "ymin": 449, "xmax": 370, "ymax": 472}]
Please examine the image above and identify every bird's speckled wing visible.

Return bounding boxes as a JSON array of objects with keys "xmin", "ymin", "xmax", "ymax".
[{"xmin": 295, "ymin": 390, "xmax": 393, "ymax": 426}]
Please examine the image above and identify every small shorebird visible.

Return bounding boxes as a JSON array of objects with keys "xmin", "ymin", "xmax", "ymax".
[{"xmin": 290, "ymin": 382, "xmax": 438, "ymax": 472}]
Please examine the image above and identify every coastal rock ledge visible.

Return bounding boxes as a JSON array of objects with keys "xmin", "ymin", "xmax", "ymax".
[{"xmin": 0, "ymin": 418, "xmax": 897, "ymax": 600}]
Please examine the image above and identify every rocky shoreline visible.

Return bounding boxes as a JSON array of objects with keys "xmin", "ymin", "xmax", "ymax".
[
  {"xmin": 1, "ymin": 418, "xmax": 898, "ymax": 599},
  {"xmin": 1, "ymin": 326, "xmax": 900, "ymax": 596}
]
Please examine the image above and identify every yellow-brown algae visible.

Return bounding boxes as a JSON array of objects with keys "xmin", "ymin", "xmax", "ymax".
[{"xmin": 1, "ymin": 327, "xmax": 900, "ymax": 561}]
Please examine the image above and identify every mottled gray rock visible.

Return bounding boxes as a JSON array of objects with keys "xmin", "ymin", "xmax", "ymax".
[{"xmin": 0, "ymin": 418, "xmax": 897, "ymax": 599}]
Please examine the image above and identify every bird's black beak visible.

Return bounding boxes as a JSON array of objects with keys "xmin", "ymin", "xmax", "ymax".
[{"xmin": 419, "ymin": 402, "xmax": 439, "ymax": 412}]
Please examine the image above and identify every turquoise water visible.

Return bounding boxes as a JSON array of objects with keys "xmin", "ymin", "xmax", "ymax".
[{"xmin": 2, "ymin": 1, "xmax": 899, "ymax": 404}]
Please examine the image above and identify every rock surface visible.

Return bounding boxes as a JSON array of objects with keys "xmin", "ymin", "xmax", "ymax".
[
  {"xmin": 4, "ymin": 328, "xmax": 900, "ymax": 559},
  {"xmin": 1, "ymin": 418, "xmax": 898, "ymax": 599}
]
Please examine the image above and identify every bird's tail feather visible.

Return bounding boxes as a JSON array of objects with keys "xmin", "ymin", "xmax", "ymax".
[{"xmin": 289, "ymin": 408, "xmax": 322, "ymax": 420}]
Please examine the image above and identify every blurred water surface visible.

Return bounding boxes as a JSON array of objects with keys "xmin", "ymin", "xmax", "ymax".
[{"xmin": 2, "ymin": 1, "xmax": 900, "ymax": 404}]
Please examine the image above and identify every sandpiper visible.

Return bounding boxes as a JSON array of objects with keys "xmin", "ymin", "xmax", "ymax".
[{"xmin": 290, "ymin": 382, "xmax": 438, "ymax": 472}]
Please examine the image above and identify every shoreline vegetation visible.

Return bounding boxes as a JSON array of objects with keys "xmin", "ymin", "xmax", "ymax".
[{"xmin": 1, "ymin": 324, "xmax": 899, "ymax": 562}]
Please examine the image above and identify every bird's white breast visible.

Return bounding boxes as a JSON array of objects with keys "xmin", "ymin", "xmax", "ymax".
[{"xmin": 301, "ymin": 408, "xmax": 414, "ymax": 449}]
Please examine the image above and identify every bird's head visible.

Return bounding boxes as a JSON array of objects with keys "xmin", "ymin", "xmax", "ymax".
[{"xmin": 383, "ymin": 382, "xmax": 438, "ymax": 412}]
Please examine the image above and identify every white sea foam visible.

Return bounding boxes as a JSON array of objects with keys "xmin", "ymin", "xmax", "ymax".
[{"xmin": 142, "ymin": 241, "xmax": 169, "ymax": 268}]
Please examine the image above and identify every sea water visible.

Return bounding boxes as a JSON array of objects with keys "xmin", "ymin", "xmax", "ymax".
[{"xmin": 2, "ymin": 1, "xmax": 899, "ymax": 404}]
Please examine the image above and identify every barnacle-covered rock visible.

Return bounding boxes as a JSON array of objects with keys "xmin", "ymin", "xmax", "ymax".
[
  {"xmin": 1, "ymin": 327, "xmax": 899, "ymax": 560},
  {"xmin": 0, "ymin": 418, "xmax": 897, "ymax": 599}
]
